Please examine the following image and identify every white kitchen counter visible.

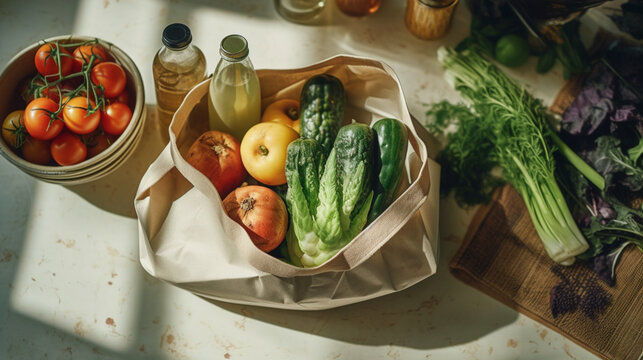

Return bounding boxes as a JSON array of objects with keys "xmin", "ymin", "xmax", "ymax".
[{"xmin": 0, "ymin": 0, "xmax": 608, "ymax": 359}]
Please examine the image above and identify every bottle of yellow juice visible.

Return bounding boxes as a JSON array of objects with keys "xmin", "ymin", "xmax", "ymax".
[{"xmin": 208, "ymin": 34, "xmax": 261, "ymax": 141}]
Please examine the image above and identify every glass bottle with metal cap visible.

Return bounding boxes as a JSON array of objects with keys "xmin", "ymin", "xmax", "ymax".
[
  {"xmin": 207, "ymin": 34, "xmax": 261, "ymax": 141},
  {"xmin": 152, "ymin": 23, "xmax": 207, "ymax": 135}
]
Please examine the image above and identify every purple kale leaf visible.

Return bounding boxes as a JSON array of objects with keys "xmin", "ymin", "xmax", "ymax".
[
  {"xmin": 610, "ymin": 105, "xmax": 638, "ymax": 123},
  {"xmin": 588, "ymin": 241, "xmax": 637, "ymax": 286},
  {"xmin": 562, "ymin": 74, "xmax": 615, "ymax": 136}
]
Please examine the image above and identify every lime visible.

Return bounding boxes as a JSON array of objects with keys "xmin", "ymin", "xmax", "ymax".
[{"xmin": 494, "ymin": 34, "xmax": 530, "ymax": 68}]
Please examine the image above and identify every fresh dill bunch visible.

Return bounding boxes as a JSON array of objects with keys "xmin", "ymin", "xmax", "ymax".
[
  {"xmin": 436, "ymin": 46, "xmax": 589, "ymax": 265},
  {"xmin": 425, "ymin": 101, "xmax": 504, "ymax": 207}
]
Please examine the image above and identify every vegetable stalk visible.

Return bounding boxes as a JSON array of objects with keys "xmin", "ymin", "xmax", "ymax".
[{"xmin": 550, "ymin": 132, "xmax": 605, "ymax": 191}]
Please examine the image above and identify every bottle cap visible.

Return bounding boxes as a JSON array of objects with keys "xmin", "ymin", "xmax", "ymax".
[
  {"xmin": 220, "ymin": 34, "xmax": 249, "ymax": 62},
  {"xmin": 162, "ymin": 23, "xmax": 192, "ymax": 50}
]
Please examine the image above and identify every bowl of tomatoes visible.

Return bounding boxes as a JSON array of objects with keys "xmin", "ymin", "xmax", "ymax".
[{"xmin": 0, "ymin": 35, "xmax": 145, "ymax": 184}]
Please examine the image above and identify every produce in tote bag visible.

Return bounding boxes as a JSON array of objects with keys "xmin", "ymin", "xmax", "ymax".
[
  {"xmin": 369, "ymin": 118, "xmax": 409, "ymax": 223},
  {"xmin": 184, "ymin": 130, "xmax": 246, "ymax": 198},
  {"xmin": 135, "ymin": 56, "xmax": 439, "ymax": 310},
  {"xmin": 222, "ymin": 185, "xmax": 288, "ymax": 253},
  {"xmin": 299, "ymin": 74, "xmax": 346, "ymax": 159},
  {"xmin": 285, "ymin": 123, "xmax": 376, "ymax": 267},
  {"xmin": 187, "ymin": 72, "xmax": 411, "ymax": 266},
  {"xmin": 261, "ymin": 98, "xmax": 301, "ymax": 133}
]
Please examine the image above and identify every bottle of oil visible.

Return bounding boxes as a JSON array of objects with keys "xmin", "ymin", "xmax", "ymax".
[
  {"xmin": 208, "ymin": 34, "xmax": 261, "ymax": 142},
  {"xmin": 153, "ymin": 23, "xmax": 207, "ymax": 138}
]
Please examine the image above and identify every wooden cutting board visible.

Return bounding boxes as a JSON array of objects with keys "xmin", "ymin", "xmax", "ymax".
[{"xmin": 449, "ymin": 185, "xmax": 643, "ymax": 360}]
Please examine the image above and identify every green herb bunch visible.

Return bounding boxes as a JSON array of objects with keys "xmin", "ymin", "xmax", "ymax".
[{"xmin": 433, "ymin": 47, "xmax": 589, "ymax": 265}]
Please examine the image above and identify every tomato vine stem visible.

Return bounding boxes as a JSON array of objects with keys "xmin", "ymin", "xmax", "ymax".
[{"xmin": 28, "ymin": 39, "xmax": 108, "ymax": 119}]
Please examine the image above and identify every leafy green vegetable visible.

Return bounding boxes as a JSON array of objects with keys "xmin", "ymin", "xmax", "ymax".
[
  {"xmin": 285, "ymin": 139, "xmax": 325, "ymax": 267},
  {"xmin": 628, "ymin": 137, "xmax": 643, "ymax": 164},
  {"xmin": 556, "ymin": 157, "xmax": 642, "ymax": 277},
  {"xmin": 433, "ymin": 47, "xmax": 589, "ymax": 265},
  {"xmin": 556, "ymin": 20, "xmax": 589, "ymax": 79},
  {"xmin": 587, "ymin": 136, "xmax": 643, "ymax": 192},
  {"xmin": 285, "ymin": 125, "xmax": 375, "ymax": 268},
  {"xmin": 425, "ymin": 101, "xmax": 503, "ymax": 207}
]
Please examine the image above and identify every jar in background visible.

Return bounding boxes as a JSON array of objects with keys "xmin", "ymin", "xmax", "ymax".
[
  {"xmin": 274, "ymin": 0, "xmax": 327, "ymax": 23},
  {"xmin": 405, "ymin": 0, "xmax": 459, "ymax": 40},
  {"xmin": 208, "ymin": 34, "xmax": 261, "ymax": 142},
  {"xmin": 335, "ymin": 0, "xmax": 381, "ymax": 17},
  {"xmin": 152, "ymin": 23, "xmax": 207, "ymax": 138}
]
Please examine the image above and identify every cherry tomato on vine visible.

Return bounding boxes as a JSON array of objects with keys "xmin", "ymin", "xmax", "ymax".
[
  {"xmin": 72, "ymin": 44, "xmax": 108, "ymax": 73},
  {"xmin": 2, "ymin": 110, "xmax": 26, "ymax": 149},
  {"xmin": 63, "ymin": 96, "xmax": 101, "ymax": 135},
  {"xmin": 90, "ymin": 62, "xmax": 126, "ymax": 98},
  {"xmin": 86, "ymin": 132, "xmax": 114, "ymax": 158},
  {"xmin": 24, "ymin": 98, "xmax": 64, "ymax": 140},
  {"xmin": 50, "ymin": 132, "xmax": 87, "ymax": 166},
  {"xmin": 102, "ymin": 102, "xmax": 132, "ymax": 135},
  {"xmin": 40, "ymin": 85, "xmax": 63, "ymax": 104},
  {"xmin": 21, "ymin": 136, "xmax": 52, "ymax": 165},
  {"xmin": 107, "ymin": 89, "xmax": 130, "ymax": 105},
  {"xmin": 34, "ymin": 43, "xmax": 73, "ymax": 79}
]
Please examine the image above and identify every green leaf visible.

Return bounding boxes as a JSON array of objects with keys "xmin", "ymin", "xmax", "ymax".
[
  {"xmin": 627, "ymin": 137, "xmax": 643, "ymax": 165},
  {"xmin": 344, "ymin": 190, "xmax": 374, "ymax": 243},
  {"xmin": 314, "ymin": 149, "xmax": 343, "ymax": 247},
  {"xmin": 587, "ymin": 136, "xmax": 643, "ymax": 191}
]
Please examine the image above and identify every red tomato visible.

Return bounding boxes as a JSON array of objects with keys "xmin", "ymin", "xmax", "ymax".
[
  {"xmin": 72, "ymin": 44, "xmax": 108, "ymax": 73},
  {"xmin": 50, "ymin": 132, "xmax": 87, "ymax": 165},
  {"xmin": 21, "ymin": 76, "xmax": 78, "ymax": 105},
  {"xmin": 2, "ymin": 110, "xmax": 26, "ymax": 149},
  {"xmin": 101, "ymin": 103, "xmax": 132, "ymax": 135},
  {"xmin": 74, "ymin": 88, "xmax": 99, "ymax": 103},
  {"xmin": 62, "ymin": 77, "xmax": 83, "ymax": 90},
  {"xmin": 91, "ymin": 62, "xmax": 126, "ymax": 98},
  {"xmin": 21, "ymin": 136, "xmax": 52, "ymax": 165},
  {"xmin": 86, "ymin": 133, "xmax": 113, "ymax": 158},
  {"xmin": 63, "ymin": 97, "xmax": 101, "ymax": 135},
  {"xmin": 40, "ymin": 85, "xmax": 63, "ymax": 104},
  {"xmin": 24, "ymin": 98, "xmax": 64, "ymax": 140},
  {"xmin": 108, "ymin": 89, "xmax": 130, "ymax": 105},
  {"xmin": 34, "ymin": 43, "xmax": 73, "ymax": 79}
]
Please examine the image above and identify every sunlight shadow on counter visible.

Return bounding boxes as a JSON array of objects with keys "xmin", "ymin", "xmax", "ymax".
[{"xmin": 65, "ymin": 106, "xmax": 167, "ymax": 218}]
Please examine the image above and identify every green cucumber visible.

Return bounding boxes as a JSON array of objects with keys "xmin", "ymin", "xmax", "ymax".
[
  {"xmin": 368, "ymin": 118, "xmax": 408, "ymax": 223},
  {"xmin": 300, "ymin": 74, "xmax": 345, "ymax": 160}
]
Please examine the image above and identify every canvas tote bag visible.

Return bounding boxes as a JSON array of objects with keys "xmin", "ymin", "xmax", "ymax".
[{"xmin": 135, "ymin": 55, "xmax": 441, "ymax": 310}]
